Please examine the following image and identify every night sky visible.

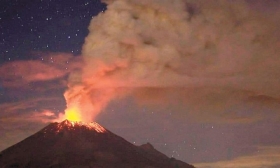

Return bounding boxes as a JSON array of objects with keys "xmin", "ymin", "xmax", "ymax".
[{"xmin": 1, "ymin": 0, "xmax": 280, "ymax": 168}]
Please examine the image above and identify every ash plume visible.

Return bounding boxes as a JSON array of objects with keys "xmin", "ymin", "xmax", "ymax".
[{"xmin": 64, "ymin": 0, "xmax": 280, "ymax": 122}]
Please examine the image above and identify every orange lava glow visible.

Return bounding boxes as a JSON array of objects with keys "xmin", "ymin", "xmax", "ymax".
[
  {"xmin": 65, "ymin": 106, "xmax": 82, "ymax": 122},
  {"xmin": 54, "ymin": 120, "xmax": 107, "ymax": 133}
]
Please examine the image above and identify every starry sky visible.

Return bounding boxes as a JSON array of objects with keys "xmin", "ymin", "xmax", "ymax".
[{"xmin": 1, "ymin": 0, "xmax": 280, "ymax": 168}]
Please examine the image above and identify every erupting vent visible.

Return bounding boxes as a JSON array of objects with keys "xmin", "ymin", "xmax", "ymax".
[{"xmin": 52, "ymin": 120, "xmax": 107, "ymax": 133}]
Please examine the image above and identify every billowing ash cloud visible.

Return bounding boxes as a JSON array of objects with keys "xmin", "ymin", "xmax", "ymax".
[{"xmin": 64, "ymin": 0, "xmax": 280, "ymax": 122}]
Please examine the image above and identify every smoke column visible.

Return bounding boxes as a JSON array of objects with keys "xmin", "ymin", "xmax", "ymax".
[{"xmin": 64, "ymin": 0, "xmax": 280, "ymax": 122}]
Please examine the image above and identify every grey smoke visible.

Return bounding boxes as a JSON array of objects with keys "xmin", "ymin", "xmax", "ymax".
[{"xmin": 64, "ymin": 0, "xmax": 280, "ymax": 122}]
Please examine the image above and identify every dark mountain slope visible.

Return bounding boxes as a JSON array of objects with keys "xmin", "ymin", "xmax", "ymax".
[{"xmin": 0, "ymin": 120, "xmax": 195, "ymax": 168}]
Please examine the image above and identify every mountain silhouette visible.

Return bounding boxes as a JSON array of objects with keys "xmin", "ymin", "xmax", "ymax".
[{"xmin": 0, "ymin": 120, "xmax": 195, "ymax": 168}]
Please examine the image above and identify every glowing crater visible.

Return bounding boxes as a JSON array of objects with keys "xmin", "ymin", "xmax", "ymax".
[{"xmin": 55, "ymin": 120, "xmax": 107, "ymax": 133}]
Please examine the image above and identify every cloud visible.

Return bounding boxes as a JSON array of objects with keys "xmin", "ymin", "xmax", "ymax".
[
  {"xmin": 0, "ymin": 96, "xmax": 65, "ymax": 123},
  {"xmin": 0, "ymin": 109, "xmax": 60, "ymax": 123},
  {"xmin": 64, "ymin": 0, "xmax": 280, "ymax": 122},
  {"xmin": 194, "ymin": 146, "xmax": 280, "ymax": 168},
  {"xmin": 0, "ymin": 53, "xmax": 82, "ymax": 88},
  {"xmin": 0, "ymin": 52, "xmax": 82, "ymax": 151},
  {"xmin": 0, "ymin": 98, "xmax": 64, "ymax": 152}
]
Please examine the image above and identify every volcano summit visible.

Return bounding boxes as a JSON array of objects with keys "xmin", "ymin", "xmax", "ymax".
[{"xmin": 0, "ymin": 120, "xmax": 194, "ymax": 168}]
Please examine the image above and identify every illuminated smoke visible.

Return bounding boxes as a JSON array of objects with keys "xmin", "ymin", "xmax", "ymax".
[{"xmin": 64, "ymin": 0, "xmax": 280, "ymax": 122}]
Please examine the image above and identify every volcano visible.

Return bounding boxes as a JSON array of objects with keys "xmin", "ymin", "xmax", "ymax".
[{"xmin": 0, "ymin": 120, "xmax": 195, "ymax": 168}]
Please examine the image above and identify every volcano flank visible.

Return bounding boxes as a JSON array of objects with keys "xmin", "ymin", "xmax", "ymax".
[{"xmin": 0, "ymin": 120, "xmax": 195, "ymax": 168}]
